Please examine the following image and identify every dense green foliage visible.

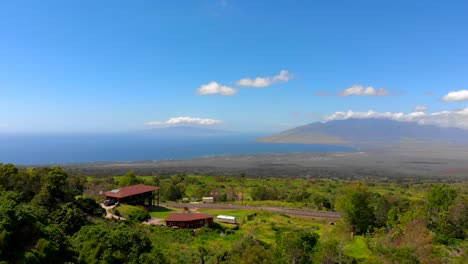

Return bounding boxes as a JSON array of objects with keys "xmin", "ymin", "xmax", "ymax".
[
  {"xmin": 0, "ymin": 164, "xmax": 95, "ymax": 263},
  {"xmin": 119, "ymin": 170, "xmax": 144, "ymax": 187},
  {"xmin": 1, "ymin": 163, "xmax": 467, "ymax": 263}
]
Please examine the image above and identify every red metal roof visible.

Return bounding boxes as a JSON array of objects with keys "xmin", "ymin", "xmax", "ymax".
[
  {"xmin": 166, "ymin": 213, "xmax": 213, "ymax": 222},
  {"xmin": 105, "ymin": 184, "xmax": 159, "ymax": 199}
]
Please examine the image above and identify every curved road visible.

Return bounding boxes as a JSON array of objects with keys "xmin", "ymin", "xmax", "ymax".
[{"xmin": 165, "ymin": 203, "xmax": 340, "ymax": 219}]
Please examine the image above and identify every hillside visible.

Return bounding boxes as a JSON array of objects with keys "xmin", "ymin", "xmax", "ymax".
[{"xmin": 258, "ymin": 119, "xmax": 468, "ymax": 147}]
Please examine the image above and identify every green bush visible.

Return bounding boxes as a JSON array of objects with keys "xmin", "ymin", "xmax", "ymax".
[{"xmin": 128, "ymin": 208, "xmax": 150, "ymax": 222}]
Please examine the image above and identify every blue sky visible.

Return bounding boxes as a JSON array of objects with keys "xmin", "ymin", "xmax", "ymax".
[{"xmin": 1, "ymin": 0, "xmax": 468, "ymax": 133}]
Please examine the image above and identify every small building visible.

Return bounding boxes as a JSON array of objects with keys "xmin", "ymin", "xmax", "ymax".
[
  {"xmin": 104, "ymin": 184, "xmax": 160, "ymax": 206},
  {"xmin": 217, "ymin": 215, "xmax": 237, "ymax": 224},
  {"xmin": 166, "ymin": 213, "xmax": 213, "ymax": 228},
  {"xmin": 202, "ymin": 197, "xmax": 214, "ymax": 203}
]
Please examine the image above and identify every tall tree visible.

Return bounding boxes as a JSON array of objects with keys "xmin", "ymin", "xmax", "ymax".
[
  {"xmin": 426, "ymin": 184, "xmax": 460, "ymax": 244},
  {"xmin": 119, "ymin": 170, "xmax": 143, "ymax": 187},
  {"xmin": 336, "ymin": 182, "xmax": 376, "ymax": 234},
  {"xmin": 32, "ymin": 167, "xmax": 70, "ymax": 209}
]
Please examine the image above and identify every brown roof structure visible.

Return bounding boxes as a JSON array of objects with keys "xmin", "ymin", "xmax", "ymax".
[
  {"xmin": 166, "ymin": 213, "xmax": 213, "ymax": 222},
  {"xmin": 105, "ymin": 184, "xmax": 159, "ymax": 199}
]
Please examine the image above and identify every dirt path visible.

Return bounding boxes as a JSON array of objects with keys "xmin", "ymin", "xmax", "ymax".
[
  {"xmin": 143, "ymin": 218, "xmax": 165, "ymax": 225},
  {"xmin": 165, "ymin": 203, "xmax": 340, "ymax": 219},
  {"xmin": 100, "ymin": 203, "xmax": 126, "ymax": 221}
]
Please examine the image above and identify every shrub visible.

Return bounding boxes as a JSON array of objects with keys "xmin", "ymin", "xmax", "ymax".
[{"xmin": 128, "ymin": 209, "xmax": 150, "ymax": 222}]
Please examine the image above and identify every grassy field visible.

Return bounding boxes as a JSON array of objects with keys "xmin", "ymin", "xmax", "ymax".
[
  {"xmin": 343, "ymin": 236, "xmax": 372, "ymax": 260},
  {"xmin": 119, "ymin": 203, "xmax": 333, "ymax": 248},
  {"xmin": 148, "ymin": 206, "xmax": 178, "ymax": 218},
  {"xmin": 111, "ymin": 204, "xmax": 147, "ymax": 219},
  {"xmin": 196, "ymin": 209, "xmax": 252, "ymax": 222}
]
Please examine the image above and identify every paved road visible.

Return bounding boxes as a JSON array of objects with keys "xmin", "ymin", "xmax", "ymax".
[{"xmin": 165, "ymin": 203, "xmax": 340, "ymax": 219}]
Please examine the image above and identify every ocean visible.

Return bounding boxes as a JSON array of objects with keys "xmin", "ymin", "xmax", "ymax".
[{"xmin": 0, "ymin": 133, "xmax": 354, "ymax": 165}]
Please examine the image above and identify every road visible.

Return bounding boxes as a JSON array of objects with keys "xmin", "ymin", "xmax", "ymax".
[{"xmin": 165, "ymin": 202, "xmax": 340, "ymax": 219}]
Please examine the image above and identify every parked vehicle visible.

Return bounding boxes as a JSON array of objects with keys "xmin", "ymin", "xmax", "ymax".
[{"xmin": 103, "ymin": 199, "xmax": 116, "ymax": 206}]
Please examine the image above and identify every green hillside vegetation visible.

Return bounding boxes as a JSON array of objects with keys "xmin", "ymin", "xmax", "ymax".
[
  {"xmin": 1, "ymin": 163, "xmax": 467, "ymax": 263},
  {"xmin": 112, "ymin": 204, "xmax": 150, "ymax": 222}
]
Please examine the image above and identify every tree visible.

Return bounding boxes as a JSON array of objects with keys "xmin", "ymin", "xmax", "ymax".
[
  {"xmin": 426, "ymin": 184, "xmax": 461, "ymax": 244},
  {"xmin": 228, "ymin": 235, "xmax": 274, "ymax": 264},
  {"xmin": 427, "ymin": 184, "xmax": 457, "ymax": 214},
  {"xmin": 165, "ymin": 184, "xmax": 183, "ymax": 201},
  {"xmin": 447, "ymin": 194, "xmax": 468, "ymax": 240},
  {"xmin": 0, "ymin": 191, "xmax": 47, "ymax": 262},
  {"xmin": 32, "ymin": 167, "xmax": 70, "ymax": 209},
  {"xmin": 315, "ymin": 239, "xmax": 351, "ymax": 264},
  {"xmin": 287, "ymin": 189, "xmax": 311, "ymax": 203},
  {"xmin": 372, "ymin": 193, "xmax": 394, "ymax": 228},
  {"xmin": 152, "ymin": 175, "xmax": 161, "ymax": 186},
  {"xmin": 336, "ymin": 183, "xmax": 376, "ymax": 234},
  {"xmin": 74, "ymin": 196, "xmax": 103, "ymax": 216},
  {"xmin": 0, "ymin": 163, "xmax": 18, "ymax": 188},
  {"xmin": 275, "ymin": 230, "xmax": 320, "ymax": 264},
  {"xmin": 50, "ymin": 203, "xmax": 87, "ymax": 235},
  {"xmin": 72, "ymin": 224, "xmax": 153, "ymax": 263},
  {"xmin": 251, "ymin": 185, "xmax": 278, "ymax": 201},
  {"xmin": 119, "ymin": 170, "xmax": 143, "ymax": 187}
]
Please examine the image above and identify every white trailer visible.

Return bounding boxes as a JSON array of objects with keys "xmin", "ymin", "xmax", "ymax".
[
  {"xmin": 202, "ymin": 197, "xmax": 214, "ymax": 203},
  {"xmin": 217, "ymin": 215, "xmax": 237, "ymax": 224}
]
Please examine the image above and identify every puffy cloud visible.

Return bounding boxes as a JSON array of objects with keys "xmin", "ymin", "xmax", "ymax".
[
  {"xmin": 145, "ymin": 117, "xmax": 223, "ymax": 126},
  {"xmin": 442, "ymin": 90, "xmax": 468, "ymax": 102},
  {"xmin": 415, "ymin": 105, "xmax": 428, "ymax": 112},
  {"xmin": 197, "ymin": 81, "xmax": 237, "ymax": 96},
  {"xmin": 236, "ymin": 70, "xmax": 293, "ymax": 88},
  {"xmin": 339, "ymin": 85, "xmax": 390, "ymax": 96},
  {"xmin": 326, "ymin": 108, "xmax": 468, "ymax": 129}
]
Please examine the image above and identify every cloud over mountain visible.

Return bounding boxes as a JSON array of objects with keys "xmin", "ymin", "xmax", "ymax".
[
  {"xmin": 326, "ymin": 108, "xmax": 468, "ymax": 129},
  {"xmin": 145, "ymin": 117, "xmax": 223, "ymax": 126}
]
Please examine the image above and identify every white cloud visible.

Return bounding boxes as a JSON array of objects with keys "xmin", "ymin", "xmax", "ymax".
[
  {"xmin": 145, "ymin": 117, "xmax": 223, "ymax": 126},
  {"xmin": 442, "ymin": 90, "xmax": 468, "ymax": 102},
  {"xmin": 197, "ymin": 81, "xmax": 237, "ymax": 96},
  {"xmin": 415, "ymin": 105, "xmax": 428, "ymax": 112},
  {"xmin": 339, "ymin": 84, "xmax": 390, "ymax": 96},
  {"xmin": 236, "ymin": 70, "xmax": 293, "ymax": 88},
  {"xmin": 326, "ymin": 108, "xmax": 468, "ymax": 129}
]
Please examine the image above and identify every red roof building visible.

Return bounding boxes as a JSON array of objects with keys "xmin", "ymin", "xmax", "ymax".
[
  {"xmin": 166, "ymin": 213, "xmax": 213, "ymax": 228},
  {"xmin": 104, "ymin": 184, "xmax": 160, "ymax": 206}
]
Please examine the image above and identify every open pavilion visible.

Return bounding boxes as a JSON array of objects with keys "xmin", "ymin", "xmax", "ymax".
[{"xmin": 104, "ymin": 184, "xmax": 160, "ymax": 206}]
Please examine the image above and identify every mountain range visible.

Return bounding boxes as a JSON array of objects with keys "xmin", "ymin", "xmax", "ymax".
[{"xmin": 258, "ymin": 119, "xmax": 468, "ymax": 149}]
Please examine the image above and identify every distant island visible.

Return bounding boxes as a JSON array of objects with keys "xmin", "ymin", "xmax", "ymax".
[{"xmin": 258, "ymin": 118, "xmax": 468, "ymax": 150}]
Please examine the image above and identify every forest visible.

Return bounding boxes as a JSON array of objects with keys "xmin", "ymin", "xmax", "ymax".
[{"xmin": 1, "ymin": 163, "xmax": 467, "ymax": 263}]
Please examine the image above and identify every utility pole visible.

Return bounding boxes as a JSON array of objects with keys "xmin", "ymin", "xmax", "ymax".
[
  {"xmin": 152, "ymin": 171, "xmax": 160, "ymax": 207},
  {"xmin": 240, "ymin": 173, "xmax": 245, "ymax": 206}
]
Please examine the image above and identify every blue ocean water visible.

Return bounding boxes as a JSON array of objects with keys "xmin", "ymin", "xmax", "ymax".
[{"xmin": 0, "ymin": 133, "xmax": 354, "ymax": 165}]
